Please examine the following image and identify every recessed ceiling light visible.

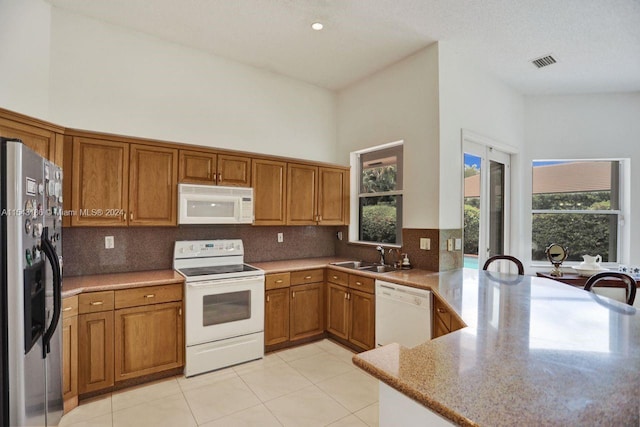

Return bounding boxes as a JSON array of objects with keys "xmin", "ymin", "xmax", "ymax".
[{"xmin": 311, "ymin": 22, "xmax": 324, "ymax": 31}]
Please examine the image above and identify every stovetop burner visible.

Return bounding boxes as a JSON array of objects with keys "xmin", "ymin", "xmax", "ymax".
[{"xmin": 179, "ymin": 264, "xmax": 260, "ymax": 277}]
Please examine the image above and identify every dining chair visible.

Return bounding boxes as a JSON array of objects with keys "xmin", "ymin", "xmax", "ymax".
[
  {"xmin": 482, "ymin": 255, "xmax": 525, "ymax": 275},
  {"xmin": 583, "ymin": 271, "xmax": 636, "ymax": 306}
]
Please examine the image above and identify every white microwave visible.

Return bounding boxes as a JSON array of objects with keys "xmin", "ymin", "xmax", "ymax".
[{"xmin": 178, "ymin": 184, "xmax": 254, "ymax": 224}]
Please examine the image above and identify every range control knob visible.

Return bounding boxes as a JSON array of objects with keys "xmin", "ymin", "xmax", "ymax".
[{"xmin": 24, "ymin": 219, "xmax": 32, "ymax": 235}]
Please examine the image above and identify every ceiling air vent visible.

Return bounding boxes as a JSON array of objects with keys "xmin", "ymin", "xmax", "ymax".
[{"xmin": 531, "ymin": 55, "xmax": 557, "ymax": 68}]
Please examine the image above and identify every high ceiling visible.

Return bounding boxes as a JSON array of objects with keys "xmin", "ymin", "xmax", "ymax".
[{"xmin": 46, "ymin": 0, "xmax": 640, "ymax": 94}]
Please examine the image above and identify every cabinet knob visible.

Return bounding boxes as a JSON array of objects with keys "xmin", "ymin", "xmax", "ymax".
[
  {"xmin": 292, "ymin": 291, "xmax": 295, "ymax": 298},
  {"xmin": 266, "ymin": 295, "xmax": 270, "ymax": 302},
  {"xmin": 304, "ymin": 275, "xmax": 312, "ymax": 280},
  {"xmin": 332, "ymin": 275, "xmax": 338, "ymax": 280},
  {"xmin": 437, "ymin": 308, "xmax": 447, "ymax": 314},
  {"xmin": 144, "ymin": 294, "xmax": 155, "ymax": 299},
  {"xmin": 62, "ymin": 306, "xmax": 72, "ymax": 312},
  {"xmin": 344, "ymin": 292, "xmax": 348, "ymax": 299},
  {"xmin": 89, "ymin": 301, "xmax": 103, "ymax": 306},
  {"xmin": 130, "ymin": 212, "xmax": 133, "ymax": 221},
  {"xmin": 275, "ymin": 279, "xmax": 283, "ymax": 284},
  {"xmin": 355, "ymin": 281, "xmax": 362, "ymax": 286}
]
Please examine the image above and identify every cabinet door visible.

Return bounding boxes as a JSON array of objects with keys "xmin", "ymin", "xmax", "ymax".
[
  {"xmin": 265, "ymin": 288, "xmax": 290, "ymax": 346},
  {"xmin": 217, "ymin": 154, "xmax": 251, "ymax": 187},
  {"xmin": 326, "ymin": 283, "xmax": 349, "ymax": 340},
  {"xmin": 78, "ymin": 311, "xmax": 114, "ymax": 394},
  {"xmin": 179, "ymin": 149, "xmax": 216, "ymax": 184},
  {"xmin": 252, "ymin": 159, "xmax": 287, "ymax": 225},
  {"xmin": 114, "ymin": 302, "xmax": 184, "ymax": 381},
  {"xmin": 71, "ymin": 137, "xmax": 129, "ymax": 226},
  {"xmin": 62, "ymin": 315, "xmax": 78, "ymax": 410},
  {"xmin": 0, "ymin": 116, "xmax": 55, "ymax": 160},
  {"xmin": 286, "ymin": 163, "xmax": 317, "ymax": 225},
  {"xmin": 129, "ymin": 144, "xmax": 178, "ymax": 226},
  {"xmin": 290, "ymin": 283, "xmax": 324, "ymax": 340},
  {"xmin": 318, "ymin": 167, "xmax": 349, "ymax": 225},
  {"xmin": 348, "ymin": 289, "xmax": 375, "ymax": 350}
]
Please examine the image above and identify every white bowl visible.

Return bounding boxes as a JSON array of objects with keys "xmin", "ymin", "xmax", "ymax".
[{"xmin": 571, "ymin": 266, "xmax": 609, "ymax": 277}]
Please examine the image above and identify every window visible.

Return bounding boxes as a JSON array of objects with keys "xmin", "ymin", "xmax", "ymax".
[
  {"xmin": 531, "ymin": 160, "xmax": 625, "ymax": 263},
  {"xmin": 354, "ymin": 143, "xmax": 403, "ymax": 244}
]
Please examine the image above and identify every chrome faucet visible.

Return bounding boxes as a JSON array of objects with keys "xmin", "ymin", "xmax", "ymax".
[{"xmin": 376, "ymin": 246, "xmax": 385, "ymax": 265}]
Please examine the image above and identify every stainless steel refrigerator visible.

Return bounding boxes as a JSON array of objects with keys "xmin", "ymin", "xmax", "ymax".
[{"xmin": 1, "ymin": 138, "xmax": 64, "ymax": 426}]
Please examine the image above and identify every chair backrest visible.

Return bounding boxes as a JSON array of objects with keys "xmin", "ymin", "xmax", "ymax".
[
  {"xmin": 482, "ymin": 255, "xmax": 525, "ymax": 275},
  {"xmin": 584, "ymin": 272, "xmax": 637, "ymax": 306}
]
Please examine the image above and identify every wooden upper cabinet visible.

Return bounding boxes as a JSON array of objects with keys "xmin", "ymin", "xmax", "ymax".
[
  {"xmin": 0, "ymin": 115, "xmax": 58, "ymax": 161},
  {"xmin": 286, "ymin": 163, "xmax": 317, "ymax": 225},
  {"xmin": 217, "ymin": 154, "xmax": 251, "ymax": 187},
  {"xmin": 179, "ymin": 149, "xmax": 216, "ymax": 184},
  {"xmin": 129, "ymin": 144, "xmax": 178, "ymax": 226},
  {"xmin": 286, "ymin": 163, "xmax": 349, "ymax": 226},
  {"xmin": 253, "ymin": 159, "xmax": 287, "ymax": 225},
  {"xmin": 318, "ymin": 167, "xmax": 349, "ymax": 225},
  {"xmin": 71, "ymin": 137, "xmax": 129, "ymax": 226}
]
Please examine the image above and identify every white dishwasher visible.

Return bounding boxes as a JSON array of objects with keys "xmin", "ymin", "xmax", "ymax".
[{"xmin": 375, "ymin": 280, "xmax": 432, "ymax": 348}]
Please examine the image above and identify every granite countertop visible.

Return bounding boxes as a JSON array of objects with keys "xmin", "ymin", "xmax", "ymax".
[
  {"xmin": 62, "ymin": 269, "xmax": 184, "ymax": 298},
  {"xmin": 251, "ymin": 257, "xmax": 354, "ymax": 273},
  {"xmin": 353, "ymin": 268, "xmax": 640, "ymax": 426}
]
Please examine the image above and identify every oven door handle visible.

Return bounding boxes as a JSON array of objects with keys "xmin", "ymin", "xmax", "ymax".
[{"xmin": 186, "ymin": 276, "xmax": 264, "ymax": 288}]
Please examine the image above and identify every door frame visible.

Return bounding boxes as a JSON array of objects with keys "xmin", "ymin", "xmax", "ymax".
[{"xmin": 462, "ymin": 130, "xmax": 515, "ymax": 269}]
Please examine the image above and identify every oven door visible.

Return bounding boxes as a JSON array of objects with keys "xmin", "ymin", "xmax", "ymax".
[{"xmin": 185, "ymin": 276, "xmax": 264, "ymax": 346}]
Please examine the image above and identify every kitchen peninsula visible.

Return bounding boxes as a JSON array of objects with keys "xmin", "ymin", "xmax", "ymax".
[{"xmin": 354, "ymin": 269, "xmax": 640, "ymax": 426}]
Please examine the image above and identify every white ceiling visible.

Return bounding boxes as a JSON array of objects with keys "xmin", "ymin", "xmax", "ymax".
[{"xmin": 46, "ymin": 0, "xmax": 640, "ymax": 94}]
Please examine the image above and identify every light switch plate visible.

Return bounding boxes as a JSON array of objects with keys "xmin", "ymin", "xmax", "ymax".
[
  {"xmin": 420, "ymin": 238, "xmax": 430, "ymax": 250},
  {"xmin": 446, "ymin": 238, "xmax": 454, "ymax": 251},
  {"xmin": 454, "ymin": 238, "xmax": 462, "ymax": 250}
]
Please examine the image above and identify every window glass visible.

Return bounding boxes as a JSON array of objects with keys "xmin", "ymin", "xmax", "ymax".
[
  {"xmin": 531, "ymin": 160, "xmax": 621, "ymax": 262},
  {"xmin": 357, "ymin": 144, "xmax": 403, "ymax": 244}
]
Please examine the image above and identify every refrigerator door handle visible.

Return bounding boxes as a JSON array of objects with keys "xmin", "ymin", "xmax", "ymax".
[{"xmin": 41, "ymin": 228, "xmax": 61, "ymax": 358}]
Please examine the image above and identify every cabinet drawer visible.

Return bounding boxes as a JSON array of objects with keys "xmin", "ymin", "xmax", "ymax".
[
  {"xmin": 78, "ymin": 291, "xmax": 114, "ymax": 314},
  {"xmin": 290, "ymin": 269, "xmax": 324, "ymax": 285},
  {"xmin": 115, "ymin": 284, "xmax": 182, "ymax": 309},
  {"xmin": 348, "ymin": 275, "xmax": 374, "ymax": 294},
  {"xmin": 265, "ymin": 273, "xmax": 291, "ymax": 290},
  {"xmin": 62, "ymin": 295, "xmax": 78, "ymax": 319},
  {"xmin": 327, "ymin": 270, "xmax": 348, "ymax": 287}
]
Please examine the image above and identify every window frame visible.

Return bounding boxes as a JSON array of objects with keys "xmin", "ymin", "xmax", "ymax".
[
  {"xmin": 349, "ymin": 141, "xmax": 404, "ymax": 246},
  {"xmin": 530, "ymin": 158, "xmax": 629, "ymax": 266}
]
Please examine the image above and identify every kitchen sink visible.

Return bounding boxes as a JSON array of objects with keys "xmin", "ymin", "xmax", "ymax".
[{"xmin": 330, "ymin": 261, "xmax": 398, "ymax": 273}]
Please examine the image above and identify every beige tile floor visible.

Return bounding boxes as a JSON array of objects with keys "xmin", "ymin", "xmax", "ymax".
[{"xmin": 59, "ymin": 340, "xmax": 379, "ymax": 427}]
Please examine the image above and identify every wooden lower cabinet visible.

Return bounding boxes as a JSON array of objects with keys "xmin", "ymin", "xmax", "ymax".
[
  {"xmin": 290, "ymin": 283, "xmax": 324, "ymax": 340},
  {"xmin": 326, "ymin": 272, "xmax": 375, "ymax": 352},
  {"xmin": 432, "ymin": 295, "xmax": 464, "ymax": 339},
  {"xmin": 78, "ymin": 311, "xmax": 115, "ymax": 394},
  {"xmin": 264, "ymin": 288, "xmax": 290, "ymax": 346},
  {"xmin": 348, "ymin": 289, "xmax": 375, "ymax": 350},
  {"xmin": 62, "ymin": 296, "xmax": 79, "ymax": 413},
  {"xmin": 326, "ymin": 283, "xmax": 349, "ymax": 340},
  {"xmin": 114, "ymin": 302, "xmax": 183, "ymax": 381},
  {"xmin": 75, "ymin": 283, "xmax": 184, "ymax": 396}
]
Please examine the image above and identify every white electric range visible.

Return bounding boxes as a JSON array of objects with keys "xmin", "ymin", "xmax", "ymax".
[{"xmin": 173, "ymin": 239, "xmax": 265, "ymax": 377}]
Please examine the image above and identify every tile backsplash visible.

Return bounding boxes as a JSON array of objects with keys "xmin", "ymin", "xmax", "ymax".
[{"xmin": 62, "ymin": 225, "xmax": 339, "ymax": 276}]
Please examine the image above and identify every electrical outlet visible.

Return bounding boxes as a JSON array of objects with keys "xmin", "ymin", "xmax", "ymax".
[
  {"xmin": 420, "ymin": 238, "xmax": 430, "ymax": 250},
  {"xmin": 446, "ymin": 238, "xmax": 454, "ymax": 251},
  {"xmin": 105, "ymin": 236, "xmax": 114, "ymax": 249},
  {"xmin": 277, "ymin": 232, "xmax": 284, "ymax": 243}
]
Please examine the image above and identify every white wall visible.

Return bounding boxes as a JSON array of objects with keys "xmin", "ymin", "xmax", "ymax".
[
  {"xmin": 0, "ymin": 0, "xmax": 51, "ymax": 118},
  {"xmin": 48, "ymin": 8, "xmax": 337, "ymax": 162},
  {"xmin": 438, "ymin": 42, "xmax": 525, "ymax": 239},
  {"xmin": 337, "ymin": 44, "xmax": 441, "ymax": 228},
  {"xmin": 523, "ymin": 92, "xmax": 640, "ymax": 265}
]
